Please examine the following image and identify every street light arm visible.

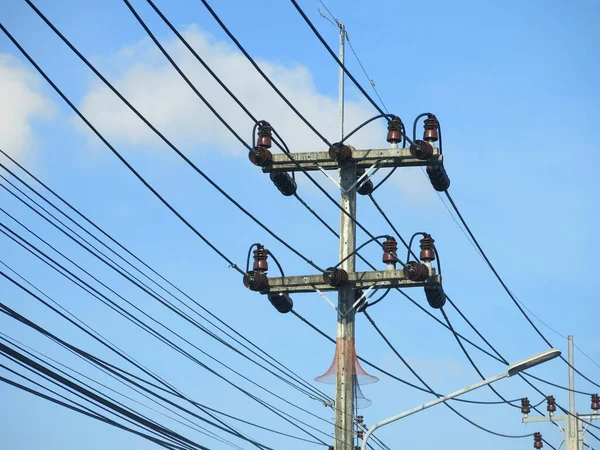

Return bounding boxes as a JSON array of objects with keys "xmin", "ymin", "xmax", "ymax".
[{"xmin": 361, "ymin": 372, "xmax": 509, "ymax": 450}]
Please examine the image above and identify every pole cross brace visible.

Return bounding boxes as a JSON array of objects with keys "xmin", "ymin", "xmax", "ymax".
[
  {"xmin": 261, "ymin": 147, "xmax": 442, "ymax": 173},
  {"xmin": 261, "ymin": 270, "xmax": 442, "ymax": 294}
]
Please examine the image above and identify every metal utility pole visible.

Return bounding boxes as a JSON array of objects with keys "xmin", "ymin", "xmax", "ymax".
[{"xmin": 520, "ymin": 336, "xmax": 599, "ymax": 450}]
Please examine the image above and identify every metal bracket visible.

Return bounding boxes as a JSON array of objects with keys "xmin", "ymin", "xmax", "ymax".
[{"xmin": 262, "ymin": 270, "xmax": 441, "ymax": 294}]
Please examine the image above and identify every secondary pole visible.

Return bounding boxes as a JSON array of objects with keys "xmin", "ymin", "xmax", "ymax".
[
  {"xmin": 568, "ymin": 335, "xmax": 578, "ymax": 450},
  {"xmin": 334, "ymin": 22, "xmax": 356, "ymax": 450}
]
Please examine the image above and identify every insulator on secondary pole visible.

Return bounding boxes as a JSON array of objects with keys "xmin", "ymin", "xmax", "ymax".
[
  {"xmin": 243, "ymin": 244, "xmax": 269, "ymax": 292},
  {"xmin": 521, "ymin": 397, "xmax": 531, "ymax": 416},
  {"xmin": 357, "ymin": 430, "xmax": 364, "ymax": 439},
  {"xmin": 426, "ymin": 164, "xmax": 450, "ymax": 191},
  {"xmin": 382, "ymin": 236, "xmax": 398, "ymax": 269},
  {"xmin": 533, "ymin": 432, "xmax": 543, "ymax": 449},
  {"xmin": 328, "ymin": 143, "xmax": 353, "ymax": 162},
  {"xmin": 268, "ymin": 292, "xmax": 293, "ymax": 313},
  {"xmin": 269, "ymin": 172, "xmax": 297, "ymax": 196},
  {"xmin": 546, "ymin": 395, "xmax": 556, "ymax": 414},
  {"xmin": 356, "ymin": 168, "xmax": 374, "ymax": 195},
  {"xmin": 423, "ymin": 114, "xmax": 439, "ymax": 142},
  {"xmin": 592, "ymin": 393, "xmax": 599, "ymax": 413},
  {"xmin": 356, "ymin": 415, "xmax": 364, "ymax": 424},
  {"xmin": 323, "ymin": 267, "xmax": 348, "ymax": 287},
  {"xmin": 386, "ymin": 116, "xmax": 404, "ymax": 145}
]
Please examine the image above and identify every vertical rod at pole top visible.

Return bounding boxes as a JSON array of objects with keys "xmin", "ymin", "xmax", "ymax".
[
  {"xmin": 568, "ymin": 335, "xmax": 578, "ymax": 450},
  {"xmin": 338, "ymin": 23, "xmax": 345, "ymax": 141}
]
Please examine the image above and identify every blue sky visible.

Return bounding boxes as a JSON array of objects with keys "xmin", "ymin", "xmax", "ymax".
[{"xmin": 0, "ymin": 0, "xmax": 599, "ymax": 449}]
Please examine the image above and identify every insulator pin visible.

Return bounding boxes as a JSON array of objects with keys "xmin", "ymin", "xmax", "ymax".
[
  {"xmin": 268, "ymin": 292, "xmax": 293, "ymax": 313},
  {"xmin": 419, "ymin": 234, "xmax": 435, "ymax": 263},
  {"xmin": 243, "ymin": 271, "xmax": 269, "ymax": 292},
  {"xmin": 546, "ymin": 395, "xmax": 556, "ymax": 413},
  {"xmin": 386, "ymin": 116, "xmax": 404, "ymax": 144},
  {"xmin": 328, "ymin": 143, "xmax": 353, "ymax": 162},
  {"xmin": 256, "ymin": 122, "xmax": 272, "ymax": 148},
  {"xmin": 382, "ymin": 236, "xmax": 398, "ymax": 265},
  {"xmin": 592, "ymin": 394, "xmax": 600, "ymax": 412},
  {"xmin": 521, "ymin": 397, "xmax": 531, "ymax": 415},
  {"xmin": 248, "ymin": 147, "xmax": 272, "ymax": 167},
  {"xmin": 533, "ymin": 432, "xmax": 543, "ymax": 449},
  {"xmin": 253, "ymin": 245, "xmax": 269, "ymax": 272},
  {"xmin": 323, "ymin": 267, "xmax": 348, "ymax": 286},
  {"xmin": 426, "ymin": 165, "xmax": 450, "ymax": 192},
  {"xmin": 270, "ymin": 172, "xmax": 297, "ymax": 196},
  {"xmin": 423, "ymin": 115, "xmax": 439, "ymax": 142},
  {"xmin": 424, "ymin": 284, "xmax": 446, "ymax": 309},
  {"xmin": 409, "ymin": 140, "xmax": 434, "ymax": 160}
]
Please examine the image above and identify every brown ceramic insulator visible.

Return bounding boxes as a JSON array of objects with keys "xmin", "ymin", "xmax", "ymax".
[
  {"xmin": 248, "ymin": 147, "xmax": 273, "ymax": 167},
  {"xmin": 382, "ymin": 236, "xmax": 398, "ymax": 265},
  {"xmin": 534, "ymin": 432, "xmax": 543, "ymax": 449},
  {"xmin": 423, "ymin": 115, "xmax": 439, "ymax": 142},
  {"xmin": 386, "ymin": 116, "xmax": 404, "ymax": 144},
  {"xmin": 419, "ymin": 234, "xmax": 436, "ymax": 263},
  {"xmin": 546, "ymin": 396, "xmax": 556, "ymax": 413},
  {"xmin": 356, "ymin": 415, "xmax": 364, "ymax": 424},
  {"xmin": 521, "ymin": 397, "xmax": 531, "ymax": 414},
  {"xmin": 328, "ymin": 143, "xmax": 353, "ymax": 162},
  {"xmin": 592, "ymin": 394, "xmax": 600, "ymax": 411},
  {"xmin": 243, "ymin": 271, "xmax": 269, "ymax": 292},
  {"xmin": 403, "ymin": 262, "xmax": 429, "ymax": 282},
  {"xmin": 253, "ymin": 245, "xmax": 269, "ymax": 272},
  {"xmin": 256, "ymin": 122, "xmax": 272, "ymax": 148},
  {"xmin": 323, "ymin": 267, "xmax": 348, "ymax": 286},
  {"xmin": 357, "ymin": 430, "xmax": 364, "ymax": 439},
  {"xmin": 409, "ymin": 140, "xmax": 434, "ymax": 160}
]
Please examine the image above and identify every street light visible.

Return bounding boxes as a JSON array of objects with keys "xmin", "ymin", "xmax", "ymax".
[{"xmin": 361, "ymin": 348, "xmax": 561, "ymax": 450}]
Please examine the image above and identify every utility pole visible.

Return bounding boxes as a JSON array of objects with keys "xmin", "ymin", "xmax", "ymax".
[
  {"xmin": 334, "ymin": 20, "xmax": 357, "ymax": 450},
  {"xmin": 244, "ymin": 19, "xmax": 449, "ymax": 450},
  {"xmin": 520, "ymin": 336, "xmax": 599, "ymax": 450}
]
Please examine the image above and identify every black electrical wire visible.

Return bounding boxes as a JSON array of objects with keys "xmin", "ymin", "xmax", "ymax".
[
  {"xmin": 0, "ymin": 271, "xmax": 271, "ymax": 449},
  {"xmin": 362, "ymin": 310, "xmax": 535, "ymax": 439},
  {"xmin": 365, "ymin": 288, "xmax": 390, "ymax": 308},
  {"xmin": 0, "ymin": 230, "xmax": 332, "ymax": 444},
  {"xmin": 0, "ymin": 184, "xmax": 329, "ymax": 406},
  {"xmin": 334, "ymin": 235, "xmax": 391, "ymax": 269},
  {"xmin": 5, "ymin": 12, "xmax": 323, "ymax": 276},
  {"xmin": 521, "ymin": 373, "xmax": 593, "ymax": 395},
  {"xmin": 443, "ymin": 190, "xmax": 600, "ymax": 391},
  {"xmin": 0, "ymin": 343, "xmax": 211, "ymax": 450},
  {"xmin": 0, "ymin": 333, "xmax": 248, "ymax": 450},
  {"xmin": 0, "ymin": 228, "xmax": 322, "ymax": 447},
  {"xmin": 0, "ymin": 371, "xmax": 188, "ymax": 450},
  {"xmin": 339, "ymin": 113, "xmax": 394, "ymax": 144},
  {"xmin": 140, "ymin": 0, "xmax": 397, "ymax": 267},
  {"xmin": 0, "ymin": 151, "xmax": 331, "ymax": 407},
  {"xmin": 440, "ymin": 308, "xmax": 520, "ymax": 408},
  {"xmin": 288, "ymin": 0, "xmax": 413, "ymax": 146}
]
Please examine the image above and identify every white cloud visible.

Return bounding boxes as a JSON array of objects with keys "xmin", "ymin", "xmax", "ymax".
[
  {"xmin": 77, "ymin": 26, "xmax": 384, "ymax": 156},
  {"xmin": 0, "ymin": 54, "xmax": 55, "ymax": 158}
]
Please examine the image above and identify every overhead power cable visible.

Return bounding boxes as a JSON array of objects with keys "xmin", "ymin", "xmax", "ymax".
[
  {"xmin": 443, "ymin": 191, "xmax": 600, "ymax": 391},
  {"xmin": 0, "ymin": 176, "xmax": 330, "ymax": 405},
  {"xmin": 0, "ymin": 229, "xmax": 331, "ymax": 445},
  {"xmin": 0, "ymin": 149, "xmax": 331, "ymax": 406},
  {"xmin": 129, "ymin": 0, "xmax": 399, "ymax": 267},
  {"xmin": 4, "ymin": 9, "xmax": 323, "ymax": 274}
]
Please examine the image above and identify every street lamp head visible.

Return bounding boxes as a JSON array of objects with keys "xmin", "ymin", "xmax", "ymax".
[{"xmin": 507, "ymin": 349, "xmax": 561, "ymax": 376}]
